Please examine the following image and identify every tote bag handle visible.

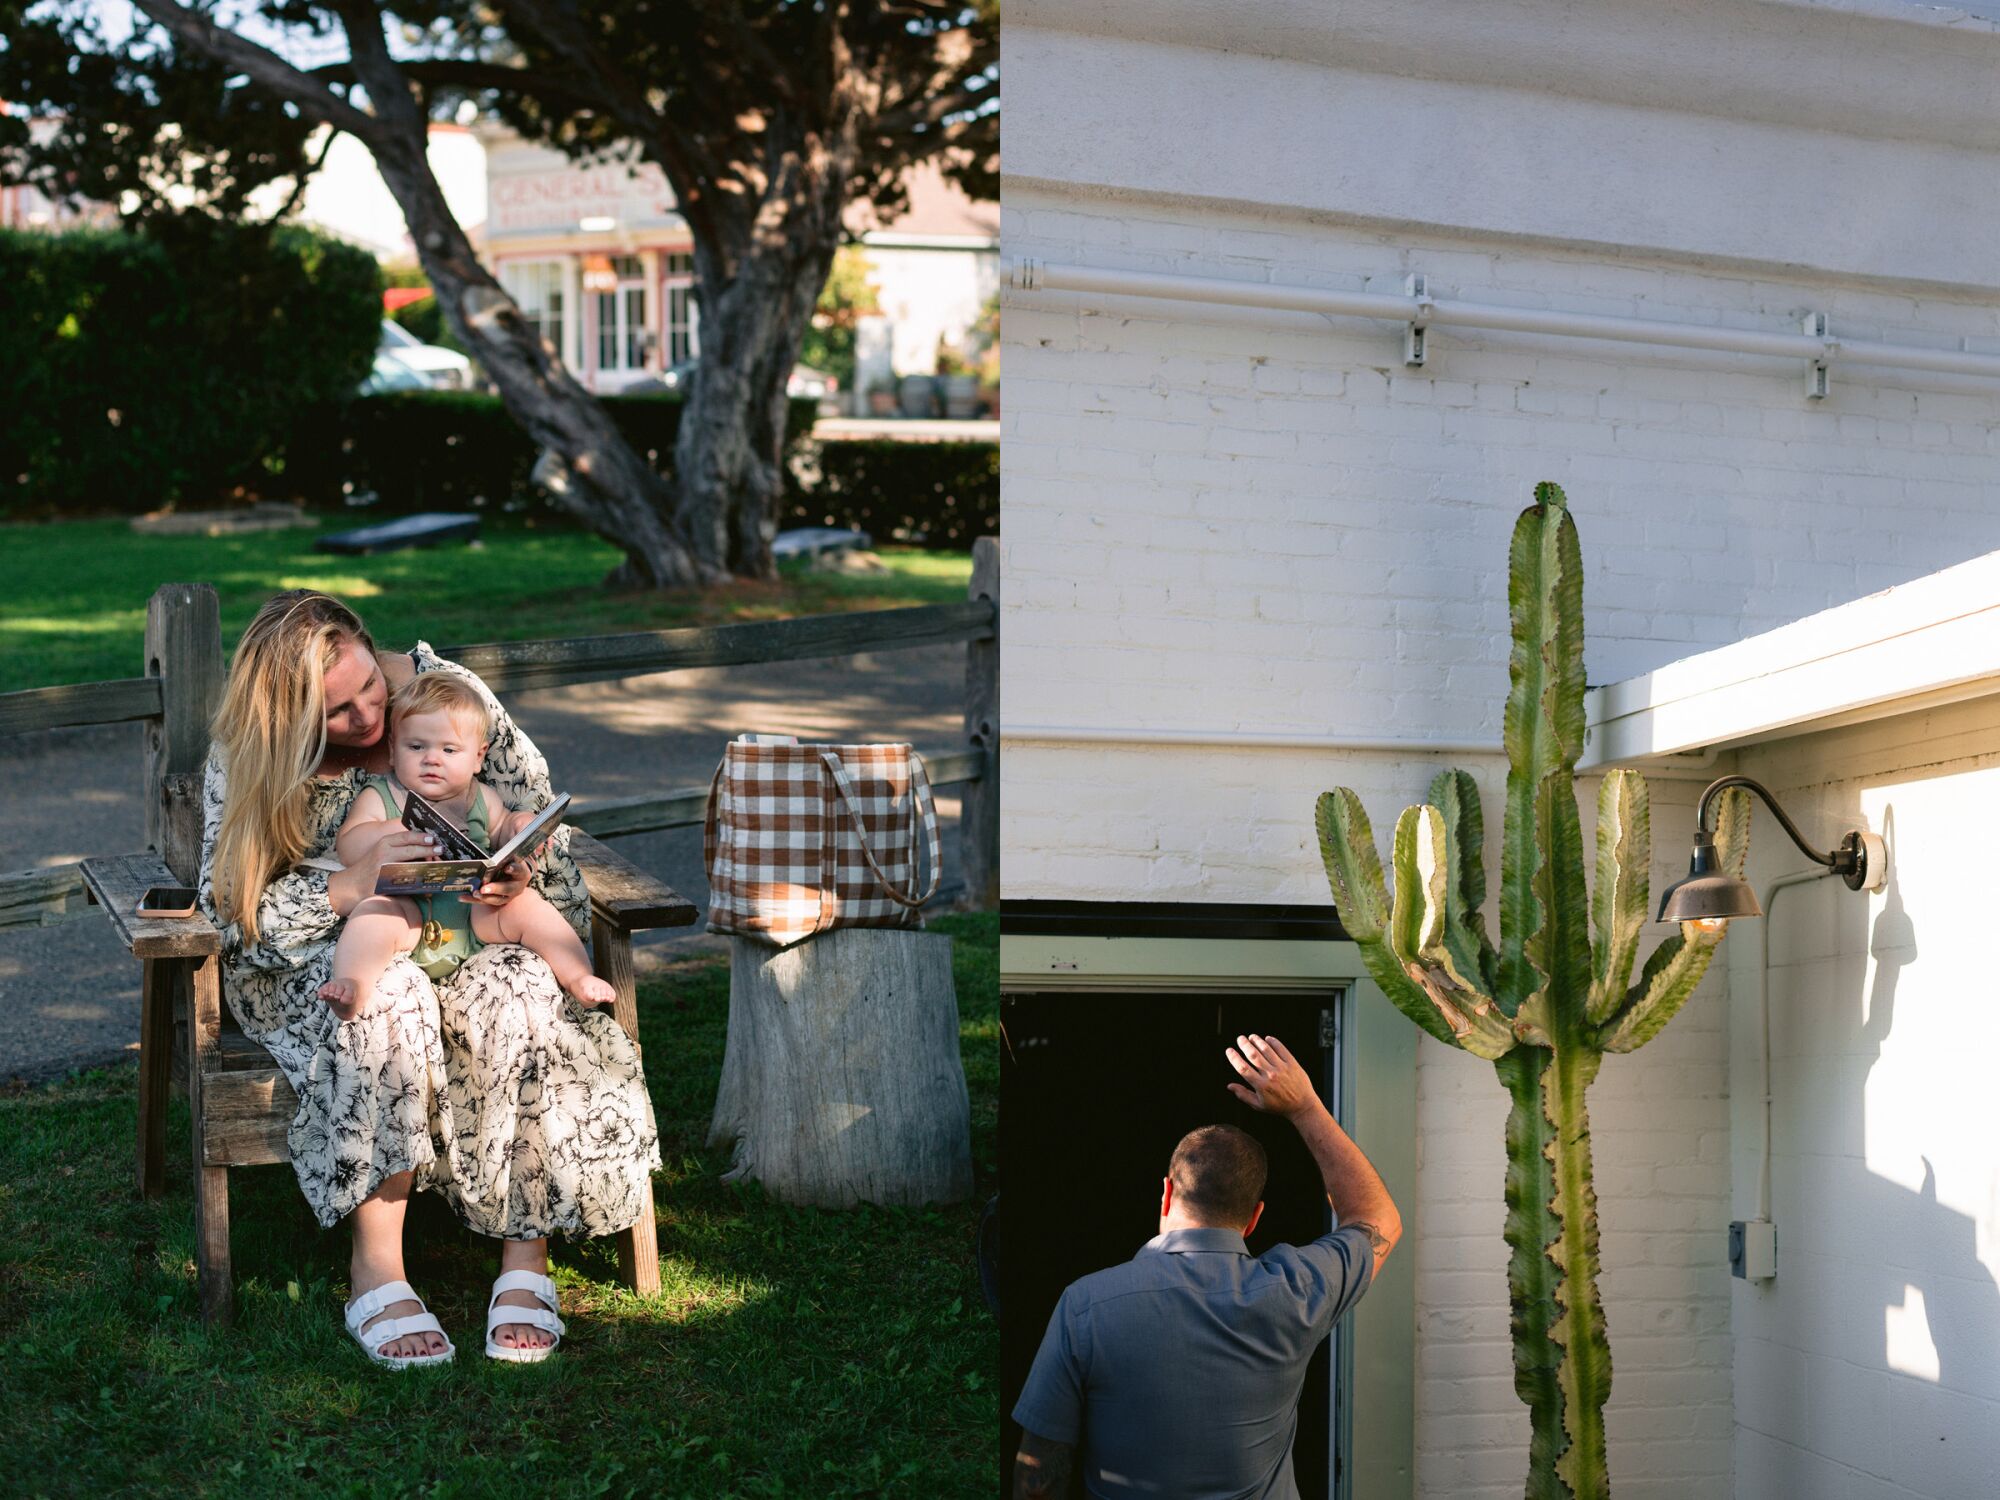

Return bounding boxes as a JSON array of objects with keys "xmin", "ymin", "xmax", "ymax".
[{"xmin": 818, "ymin": 748, "xmax": 943, "ymax": 910}]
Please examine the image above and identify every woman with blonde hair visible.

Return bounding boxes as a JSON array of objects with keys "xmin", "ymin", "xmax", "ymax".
[{"xmin": 198, "ymin": 590, "xmax": 660, "ymax": 1367}]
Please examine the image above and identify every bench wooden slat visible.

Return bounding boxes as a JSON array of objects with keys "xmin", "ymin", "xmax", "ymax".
[
  {"xmin": 201, "ymin": 1067, "xmax": 294, "ymax": 1166},
  {"xmin": 571, "ymin": 831, "xmax": 699, "ymax": 931},
  {"xmin": 79, "ymin": 853, "xmax": 222, "ymax": 959}
]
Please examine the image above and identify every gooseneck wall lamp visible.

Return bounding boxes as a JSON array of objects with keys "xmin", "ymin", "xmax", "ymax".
[{"xmin": 1658, "ymin": 775, "xmax": 1888, "ymax": 929}]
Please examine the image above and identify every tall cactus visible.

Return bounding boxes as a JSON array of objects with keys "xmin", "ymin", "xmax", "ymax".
[{"xmin": 1316, "ymin": 483, "xmax": 1748, "ymax": 1500}]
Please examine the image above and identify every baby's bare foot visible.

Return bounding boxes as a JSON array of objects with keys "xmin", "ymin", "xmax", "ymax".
[
  {"xmin": 568, "ymin": 975, "xmax": 616, "ymax": 1008},
  {"xmin": 318, "ymin": 976, "xmax": 369, "ymax": 1021}
]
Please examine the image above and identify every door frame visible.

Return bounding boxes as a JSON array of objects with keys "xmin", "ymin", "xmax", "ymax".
[{"xmin": 1000, "ymin": 909, "xmax": 1416, "ymax": 1500}]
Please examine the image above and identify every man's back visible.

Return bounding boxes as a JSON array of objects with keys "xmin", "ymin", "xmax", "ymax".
[{"xmin": 1013, "ymin": 1223, "xmax": 1374, "ymax": 1500}]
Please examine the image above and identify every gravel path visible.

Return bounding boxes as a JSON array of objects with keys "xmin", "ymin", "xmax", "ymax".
[{"xmin": 0, "ymin": 643, "xmax": 967, "ymax": 1083}]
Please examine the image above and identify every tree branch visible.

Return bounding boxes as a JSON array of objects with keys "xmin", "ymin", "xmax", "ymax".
[
  {"xmin": 127, "ymin": 0, "xmax": 380, "ymax": 140},
  {"xmin": 257, "ymin": 123, "xmax": 340, "ymax": 227}
]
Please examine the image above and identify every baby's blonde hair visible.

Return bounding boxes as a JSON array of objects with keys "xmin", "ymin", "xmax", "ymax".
[
  {"xmin": 210, "ymin": 591, "xmax": 375, "ymax": 943},
  {"xmin": 389, "ymin": 672, "xmax": 493, "ymax": 744}
]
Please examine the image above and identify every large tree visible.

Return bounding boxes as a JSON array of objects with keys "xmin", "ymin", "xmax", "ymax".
[{"xmin": 1, "ymin": 1, "xmax": 997, "ymax": 586}]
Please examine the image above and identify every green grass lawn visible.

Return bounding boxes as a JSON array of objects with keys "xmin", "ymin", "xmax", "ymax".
[
  {"xmin": 0, "ymin": 516, "xmax": 974, "ymax": 693},
  {"xmin": 0, "ymin": 912, "xmax": 998, "ymax": 1498}
]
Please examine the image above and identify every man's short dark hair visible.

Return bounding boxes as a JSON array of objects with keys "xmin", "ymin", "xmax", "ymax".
[{"xmin": 1168, "ymin": 1125, "xmax": 1269, "ymax": 1226}]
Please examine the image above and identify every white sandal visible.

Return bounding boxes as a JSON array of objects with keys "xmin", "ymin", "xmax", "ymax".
[
  {"xmin": 485, "ymin": 1269, "xmax": 566, "ymax": 1363},
  {"xmin": 344, "ymin": 1279, "xmax": 455, "ymax": 1369}
]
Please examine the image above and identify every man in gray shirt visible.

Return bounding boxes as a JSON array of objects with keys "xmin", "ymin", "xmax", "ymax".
[{"xmin": 1011, "ymin": 1033, "xmax": 1403, "ymax": 1500}]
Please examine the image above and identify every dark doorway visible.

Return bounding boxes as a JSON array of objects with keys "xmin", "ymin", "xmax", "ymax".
[{"xmin": 999, "ymin": 990, "xmax": 1342, "ymax": 1499}]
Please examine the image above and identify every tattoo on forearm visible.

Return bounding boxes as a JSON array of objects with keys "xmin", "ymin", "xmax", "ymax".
[
  {"xmin": 1015, "ymin": 1432, "xmax": 1075, "ymax": 1499},
  {"xmin": 1351, "ymin": 1220, "xmax": 1392, "ymax": 1260}
]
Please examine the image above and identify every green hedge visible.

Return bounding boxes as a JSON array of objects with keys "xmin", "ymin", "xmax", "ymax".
[
  {"xmin": 785, "ymin": 439, "xmax": 998, "ymax": 549},
  {"xmin": 0, "ymin": 223, "xmax": 379, "ymax": 515},
  {"xmin": 284, "ymin": 391, "xmax": 825, "ymax": 514}
]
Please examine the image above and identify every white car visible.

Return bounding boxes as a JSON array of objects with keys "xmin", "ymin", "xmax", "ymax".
[{"xmin": 379, "ymin": 319, "xmax": 472, "ymax": 390}]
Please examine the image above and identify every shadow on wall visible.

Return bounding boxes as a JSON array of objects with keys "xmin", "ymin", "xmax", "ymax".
[{"xmin": 1847, "ymin": 805, "xmax": 2000, "ymax": 1486}]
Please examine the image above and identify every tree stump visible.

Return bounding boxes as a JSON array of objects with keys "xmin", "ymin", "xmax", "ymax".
[{"xmin": 708, "ymin": 928, "xmax": 973, "ymax": 1207}]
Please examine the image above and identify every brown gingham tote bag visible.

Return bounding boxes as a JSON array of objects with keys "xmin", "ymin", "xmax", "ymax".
[{"xmin": 703, "ymin": 740, "xmax": 943, "ymax": 947}]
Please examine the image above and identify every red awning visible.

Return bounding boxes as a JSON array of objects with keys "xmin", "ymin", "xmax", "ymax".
[{"xmin": 383, "ymin": 287, "xmax": 434, "ymax": 312}]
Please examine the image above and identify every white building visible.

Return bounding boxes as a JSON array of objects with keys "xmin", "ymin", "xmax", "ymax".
[
  {"xmin": 476, "ymin": 128, "xmax": 997, "ymax": 398},
  {"xmin": 1000, "ymin": 1, "xmax": 2000, "ymax": 1496}
]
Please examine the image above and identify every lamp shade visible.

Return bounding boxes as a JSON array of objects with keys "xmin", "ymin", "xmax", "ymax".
[{"xmin": 1657, "ymin": 835, "xmax": 1763, "ymax": 924}]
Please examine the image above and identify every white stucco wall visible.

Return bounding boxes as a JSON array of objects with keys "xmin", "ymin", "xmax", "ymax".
[
  {"xmin": 1002, "ymin": 1, "xmax": 2000, "ymax": 1493},
  {"xmin": 1721, "ymin": 699, "xmax": 2000, "ymax": 1499}
]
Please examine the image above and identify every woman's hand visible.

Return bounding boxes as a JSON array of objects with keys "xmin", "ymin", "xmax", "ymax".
[
  {"xmin": 468, "ymin": 856, "xmax": 531, "ymax": 908},
  {"xmin": 328, "ymin": 824, "xmax": 440, "ymax": 917}
]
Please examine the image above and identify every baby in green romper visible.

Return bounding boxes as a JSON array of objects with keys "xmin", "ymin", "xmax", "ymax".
[{"xmin": 317, "ymin": 673, "xmax": 614, "ymax": 1020}]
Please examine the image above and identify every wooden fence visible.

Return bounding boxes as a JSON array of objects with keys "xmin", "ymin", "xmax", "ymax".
[{"xmin": 0, "ymin": 535, "xmax": 998, "ymax": 931}]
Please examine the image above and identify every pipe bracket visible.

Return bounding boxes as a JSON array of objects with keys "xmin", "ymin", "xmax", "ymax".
[
  {"xmin": 1804, "ymin": 312, "xmax": 1832, "ymax": 400},
  {"xmin": 1404, "ymin": 273, "xmax": 1432, "ymax": 366}
]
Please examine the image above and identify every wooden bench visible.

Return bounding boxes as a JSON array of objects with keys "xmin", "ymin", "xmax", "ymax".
[{"xmin": 80, "ymin": 586, "xmax": 696, "ymax": 1325}]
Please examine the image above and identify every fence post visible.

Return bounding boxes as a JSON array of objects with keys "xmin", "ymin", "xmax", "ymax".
[
  {"xmin": 144, "ymin": 584, "xmax": 223, "ymax": 883},
  {"xmin": 962, "ymin": 537, "xmax": 999, "ymax": 909}
]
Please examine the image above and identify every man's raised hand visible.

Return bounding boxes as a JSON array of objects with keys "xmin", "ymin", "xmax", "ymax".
[{"xmin": 1225, "ymin": 1033, "xmax": 1319, "ymax": 1119}]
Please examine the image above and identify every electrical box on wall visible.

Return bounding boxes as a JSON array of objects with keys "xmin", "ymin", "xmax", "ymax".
[{"xmin": 1729, "ymin": 1219, "xmax": 1777, "ymax": 1280}]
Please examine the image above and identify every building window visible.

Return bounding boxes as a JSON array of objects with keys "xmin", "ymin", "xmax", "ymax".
[
  {"xmin": 500, "ymin": 260, "xmax": 567, "ymax": 363},
  {"xmin": 595, "ymin": 255, "xmax": 649, "ymax": 374},
  {"xmin": 664, "ymin": 251, "xmax": 699, "ymax": 364}
]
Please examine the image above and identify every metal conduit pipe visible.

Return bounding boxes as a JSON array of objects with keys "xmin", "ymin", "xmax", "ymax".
[{"xmin": 1007, "ymin": 259, "xmax": 2000, "ymax": 382}]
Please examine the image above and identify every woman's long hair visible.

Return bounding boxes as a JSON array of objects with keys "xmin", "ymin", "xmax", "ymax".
[{"xmin": 209, "ymin": 591, "xmax": 375, "ymax": 943}]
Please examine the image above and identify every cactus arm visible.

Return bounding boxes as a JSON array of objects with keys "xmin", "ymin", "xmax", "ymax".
[
  {"xmin": 1317, "ymin": 790, "xmax": 1516, "ymax": 1057},
  {"xmin": 1497, "ymin": 484, "xmax": 1589, "ymax": 1016},
  {"xmin": 1428, "ymin": 767, "xmax": 1501, "ymax": 1001},
  {"xmin": 1586, "ymin": 769, "xmax": 1651, "ymax": 1025},
  {"xmin": 1388, "ymin": 805, "xmax": 1448, "ymax": 972},
  {"xmin": 1597, "ymin": 787, "xmax": 1751, "ymax": 1053},
  {"xmin": 1317, "ymin": 790, "xmax": 1471, "ymax": 1050},
  {"xmin": 1393, "ymin": 804, "xmax": 1516, "ymax": 1058}
]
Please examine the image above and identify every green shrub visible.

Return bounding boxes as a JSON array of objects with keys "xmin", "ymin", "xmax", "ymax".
[
  {"xmin": 284, "ymin": 391, "xmax": 823, "ymax": 513},
  {"xmin": 785, "ymin": 438, "xmax": 998, "ymax": 548},
  {"xmin": 0, "ymin": 222, "xmax": 379, "ymax": 515}
]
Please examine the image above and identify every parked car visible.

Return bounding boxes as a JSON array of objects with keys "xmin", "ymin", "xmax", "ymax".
[
  {"xmin": 655, "ymin": 359, "xmax": 839, "ymax": 408},
  {"xmin": 358, "ymin": 350, "xmax": 434, "ymax": 395},
  {"xmin": 378, "ymin": 319, "xmax": 472, "ymax": 390}
]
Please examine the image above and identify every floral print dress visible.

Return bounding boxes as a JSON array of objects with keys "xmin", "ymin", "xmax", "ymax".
[{"xmin": 195, "ymin": 643, "xmax": 661, "ymax": 1234}]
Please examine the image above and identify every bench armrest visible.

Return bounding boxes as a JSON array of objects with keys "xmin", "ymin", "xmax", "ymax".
[
  {"xmin": 80, "ymin": 853, "xmax": 222, "ymax": 959},
  {"xmin": 569, "ymin": 830, "xmax": 699, "ymax": 933}
]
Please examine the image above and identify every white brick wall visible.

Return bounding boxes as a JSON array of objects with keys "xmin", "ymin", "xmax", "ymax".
[
  {"xmin": 1724, "ymin": 698, "xmax": 2000, "ymax": 1500},
  {"xmin": 1002, "ymin": 7, "xmax": 2000, "ymax": 1493}
]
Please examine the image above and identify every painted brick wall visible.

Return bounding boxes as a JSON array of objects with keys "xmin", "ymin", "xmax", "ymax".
[
  {"xmin": 1723, "ymin": 698, "xmax": 2000, "ymax": 1500},
  {"xmin": 999, "ymin": 193, "xmax": 2000, "ymax": 1498},
  {"xmin": 1001, "ymin": 9, "xmax": 2000, "ymax": 1492}
]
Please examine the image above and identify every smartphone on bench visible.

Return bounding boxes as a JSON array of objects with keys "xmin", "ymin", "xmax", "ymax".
[{"xmin": 136, "ymin": 886, "xmax": 198, "ymax": 918}]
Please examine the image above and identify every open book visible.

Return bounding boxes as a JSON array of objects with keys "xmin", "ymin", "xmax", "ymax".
[{"xmin": 375, "ymin": 789, "xmax": 572, "ymax": 897}]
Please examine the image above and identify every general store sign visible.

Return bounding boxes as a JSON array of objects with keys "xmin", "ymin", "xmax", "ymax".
[{"xmin": 488, "ymin": 157, "xmax": 679, "ymax": 237}]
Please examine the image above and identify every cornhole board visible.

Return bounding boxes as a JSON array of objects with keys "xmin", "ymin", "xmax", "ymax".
[
  {"xmin": 315, "ymin": 512, "xmax": 481, "ymax": 555},
  {"xmin": 771, "ymin": 526, "xmax": 872, "ymax": 560}
]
